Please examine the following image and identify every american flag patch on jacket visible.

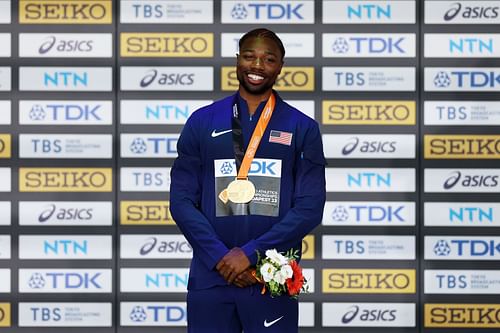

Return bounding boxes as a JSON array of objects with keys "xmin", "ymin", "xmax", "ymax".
[{"xmin": 269, "ymin": 130, "xmax": 293, "ymax": 146}]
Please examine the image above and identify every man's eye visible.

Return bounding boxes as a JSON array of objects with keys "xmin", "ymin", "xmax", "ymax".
[
  {"xmin": 243, "ymin": 55, "xmax": 254, "ymax": 60},
  {"xmin": 266, "ymin": 58, "xmax": 276, "ymax": 63}
]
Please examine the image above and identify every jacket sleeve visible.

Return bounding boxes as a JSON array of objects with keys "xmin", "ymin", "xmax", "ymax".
[
  {"xmin": 241, "ymin": 122, "xmax": 326, "ymax": 265},
  {"xmin": 169, "ymin": 113, "xmax": 229, "ymax": 269}
]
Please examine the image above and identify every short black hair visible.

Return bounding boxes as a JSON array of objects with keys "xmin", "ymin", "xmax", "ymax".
[{"xmin": 239, "ymin": 28, "xmax": 285, "ymax": 60}]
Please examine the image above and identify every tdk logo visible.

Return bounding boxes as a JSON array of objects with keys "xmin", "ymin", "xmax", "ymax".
[
  {"xmin": 434, "ymin": 70, "xmax": 500, "ymax": 88},
  {"xmin": 220, "ymin": 161, "xmax": 234, "ymax": 175},
  {"xmin": 332, "ymin": 37, "xmax": 406, "ymax": 54},
  {"xmin": 450, "ymin": 38, "xmax": 493, "ymax": 54},
  {"xmin": 44, "ymin": 240, "xmax": 87, "ymax": 255},
  {"xmin": 332, "ymin": 204, "xmax": 405, "ymax": 223},
  {"xmin": 44, "ymin": 71, "xmax": 88, "ymax": 87},
  {"xmin": 444, "ymin": 3, "xmax": 499, "ymax": 21},
  {"xmin": 220, "ymin": 160, "xmax": 277, "ymax": 176},
  {"xmin": 129, "ymin": 137, "xmax": 177, "ymax": 155},
  {"xmin": 348, "ymin": 4, "xmax": 391, "ymax": 19},
  {"xmin": 28, "ymin": 272, "xmax": 102, "ymax": 290},
  {"xmin": 231, "ymin": 3, "xmax": 304, "ymax": 20},
  {"xmin": 129, "ymin": 305, "xmax": 186, "ymax": 323},
  {"xmin": 444, "ymin": 171, "xmax": 499, "ymax": 189},
  {"xmin": 348, "ymin": 172, "xmax": 391, "ymax": 188},
  {"xmin": 434, "ymin": 240, "xmax": 452, "ymax": 256},
  {"xmin": 434, "ymin": 239, "xmax": 500, "ymax": 257},
  {"xmin": 29, "ymin": 103, "xmax": 102, "ymax": 121}
]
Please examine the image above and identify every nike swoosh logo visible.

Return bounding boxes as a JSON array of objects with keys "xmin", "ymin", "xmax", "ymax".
[
  {"xmin": 211, "ymin": 129, "xmax": 232, "ymax": 138},
  {"xmin": 264, "ymin": 316, "xmax": 283, "ymax": 328}
]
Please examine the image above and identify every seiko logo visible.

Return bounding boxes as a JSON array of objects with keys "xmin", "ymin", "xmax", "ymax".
[
  {"xmin": 342, "ymin": 305, "xmax": 396, "ymax": 324},
  {"xmin": 324, "ymin": 102, "xmax": 414, "ymax": 124},
  {"xmin": 327, "ymin": 272, "xmax": 412, "ymax": 290},
  {"xmin": 140, "ymin": 70, "xmax": 194, "ymax": 87},
  {"xmin": 38, "ymin": 204, "xmax": 92, "ymax": 223},
  {"xmin": 22, "ymin": 3, "xmax": 109, "ymax": 20},
  {"xmin": 0, "ymin": 137, "xmax": 7, "ymax": 154},
  {"xmin": 39, "ymin": 36, "xmax": 92, "ymax": 54},
  {"xmin": 124, "ymin": 35, "xmax": 210, "ymax": 54},
  {"xmin": 123, "ymin": 203, "xmax": 173, "ymax": 224},
  {"xmin": 342, "ymin": 137, "xmax": 396, "ymax": 155},
  {"xmin": 429, "ymin": 306, "xmax": 500, "ymax": 326},
  {"xmin": 427, "ymin": 136, "xmax": 500, "ymax": 156},
  {"xmin": 443, "ymin": 171, "xmax": 499, "ymax": 189},
  {"xmin": 444, "ymin": 3, "xmax": 499, "ymax": 21},
  {"xmin": 20, "ymin": 168, "xmax": 112, "ymax": 191},
  {"xmin": 140, "ymin": 237, "xmax": 192, "ymax": 255}
]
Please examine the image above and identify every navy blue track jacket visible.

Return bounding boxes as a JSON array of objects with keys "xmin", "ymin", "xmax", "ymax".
[{"xmin": 170, "ymin": 91, "xmax": 326, "ymax": 290}]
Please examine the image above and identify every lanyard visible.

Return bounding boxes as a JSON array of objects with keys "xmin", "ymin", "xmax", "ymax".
[{"xmin": 231, "ymin": 93, "xmax": 276, "ymax": 180}]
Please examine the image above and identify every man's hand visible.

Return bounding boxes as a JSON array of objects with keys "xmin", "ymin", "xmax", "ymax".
[
  {"xmin": 216, "ymin": 247, "xmax": 251, "ymax": 284},
  {"xmin": 233, "ymin": 268, "xmax": 258, "ymax": 288}
]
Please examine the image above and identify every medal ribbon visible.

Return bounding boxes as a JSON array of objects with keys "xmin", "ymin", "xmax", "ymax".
[{"xmin": 233, "ymin": 93, "xmax": 276, "ymax": 180}]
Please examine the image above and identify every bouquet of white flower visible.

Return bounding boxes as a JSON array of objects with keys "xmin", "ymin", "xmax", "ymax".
[{"xmin": 253, "ymin": 248, "xmax": 307, "ymax": 298}]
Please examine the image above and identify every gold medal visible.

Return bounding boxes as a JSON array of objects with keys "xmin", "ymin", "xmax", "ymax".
[{"xmin": 226, "ymin": 179, "xmax": 255, "ymax": 204}]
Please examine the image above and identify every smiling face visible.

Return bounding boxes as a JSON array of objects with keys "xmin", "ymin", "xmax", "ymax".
[{"xmin": 236, "ymin": 36, "xmax": 284, "ymax": 99}]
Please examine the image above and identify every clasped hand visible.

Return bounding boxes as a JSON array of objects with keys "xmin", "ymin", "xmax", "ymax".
[{"xmin": 215, "ymin": 247, "xmax": 257, "ymax": 288}]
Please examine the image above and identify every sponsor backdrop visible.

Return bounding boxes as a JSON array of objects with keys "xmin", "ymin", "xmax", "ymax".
[{"xmin": 0, "ymin": 0, "xmax": 498, "ymax": 332}]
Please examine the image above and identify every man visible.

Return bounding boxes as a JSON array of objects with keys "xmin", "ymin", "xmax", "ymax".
[{"xmin": 170, "ymin": 28, "xmax": 326, "ymax": 333}]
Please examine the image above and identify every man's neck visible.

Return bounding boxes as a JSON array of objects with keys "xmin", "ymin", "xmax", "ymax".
[{"xmin": 238, "ymin": 88, "xmax": 272, "ymax": 116}]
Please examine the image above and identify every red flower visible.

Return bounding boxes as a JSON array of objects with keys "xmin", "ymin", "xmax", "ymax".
[{"xmin": 286, "ymin": 260, "xmax": 304, "ymax": 296}]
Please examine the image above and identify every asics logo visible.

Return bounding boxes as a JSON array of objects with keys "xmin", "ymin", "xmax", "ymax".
[
  {"xmin": 264, "ymin": 316, "xmax": 283, "ymax": 328},
  {"xmin": 211, "ymin": 129, "xmax": 232, "ymax": 138}
]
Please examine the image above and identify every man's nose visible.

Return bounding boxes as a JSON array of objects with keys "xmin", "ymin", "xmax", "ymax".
[{"xmin": 251, "ymin": 57, "xmax": 263, "ymax": 68}]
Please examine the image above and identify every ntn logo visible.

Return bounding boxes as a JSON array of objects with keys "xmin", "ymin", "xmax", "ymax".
[
  {"xmin": 44, "ymin": 72, "xmax": 87, "ymax": 86},
  {"xmin": 348, "ymin": 172, "xmax": 390, "ymax": 187},
  {"xmin": 44, "ymin": 240, "xmax": 87, "ymax": 254},
  {"xmin": 450, "ymin": 207, "xmax": 493, "ymax": 222},
  {"xmin": 450, "ymin": 38, "xmax": 493, "ymax": 53},
  {"xmin": 348, "ymin": 4, "xmax": 391, "ymax": 19},
  {"xmin": 145, "ymin": 273, "xmax": 188, "ymax": 288},
  {"xmin": 146, "ymin": 104, "xmax": 189, "ymax": 119}
]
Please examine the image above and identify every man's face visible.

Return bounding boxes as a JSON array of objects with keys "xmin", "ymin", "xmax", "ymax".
[{"xmin": 236, "ymin": 36, "xmax": 283, "ymax": 96}]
